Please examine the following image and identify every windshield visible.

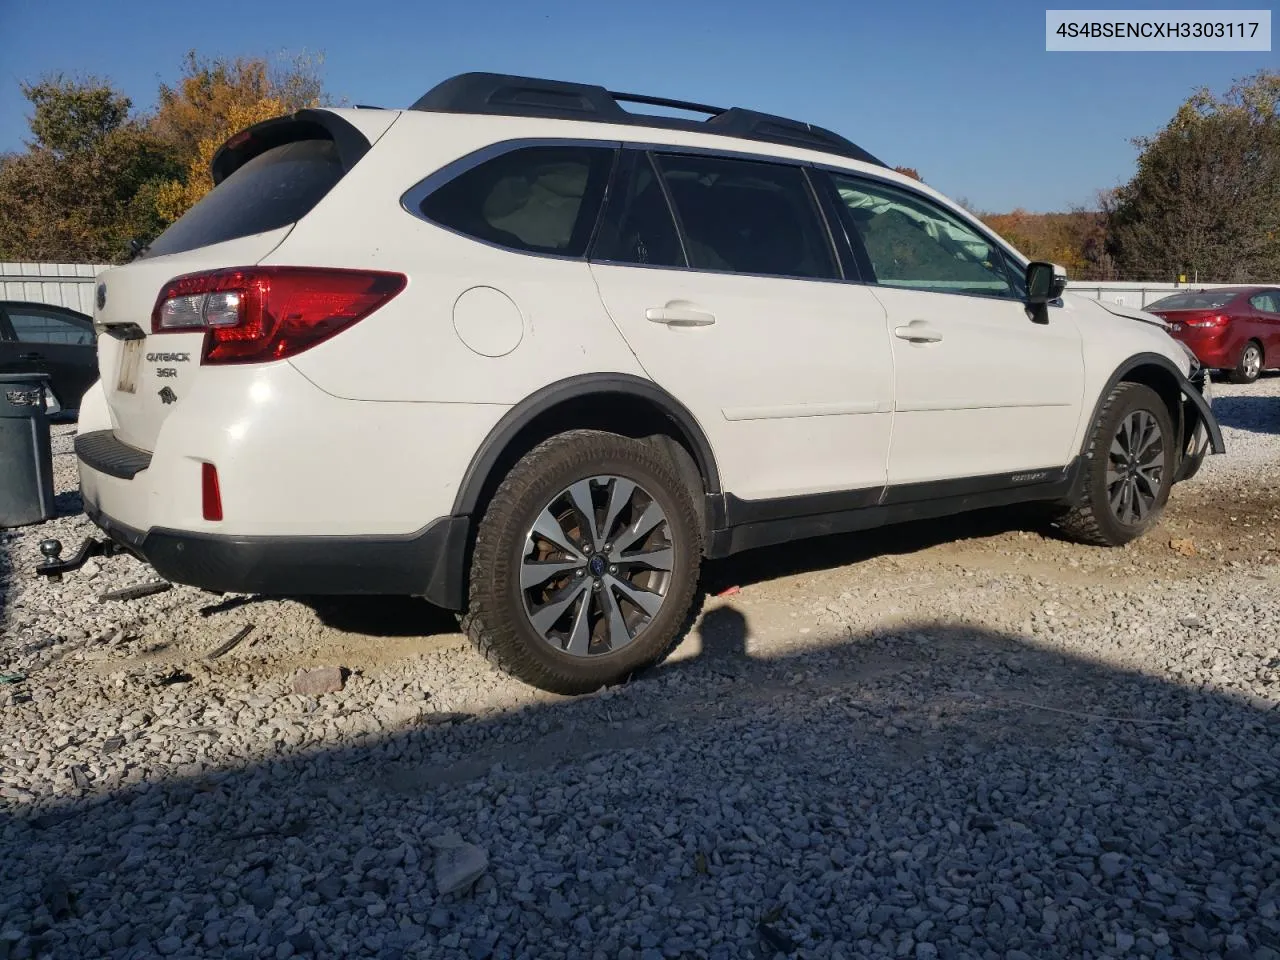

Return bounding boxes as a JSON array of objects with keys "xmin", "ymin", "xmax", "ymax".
[{"xmin": 1146, "ymin": 291, "xmax": 1237, "ymax": 311}]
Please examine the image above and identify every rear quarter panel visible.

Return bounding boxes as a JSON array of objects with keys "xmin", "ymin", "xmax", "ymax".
[{"xmin": 269, "ymin": 114, "xmax": 647, "ymax": 405}]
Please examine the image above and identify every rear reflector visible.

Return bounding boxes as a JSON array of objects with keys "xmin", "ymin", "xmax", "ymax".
[
  {"xmin": 202, "ymin": 463, "xmax": 223, "ymax": 521},
  {"xmin": 151, "ymin": 267, "xmax": 407, "ymax": 364}
]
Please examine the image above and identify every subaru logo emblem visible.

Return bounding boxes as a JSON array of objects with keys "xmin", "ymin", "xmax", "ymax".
[{"xmin": 96, "ymin": 283, "xmax": 107, "ymax": 310}]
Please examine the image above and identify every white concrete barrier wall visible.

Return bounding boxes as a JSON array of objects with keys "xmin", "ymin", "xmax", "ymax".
[
  {"xmin": 1, "ymin": 262, "xmax": 110, "ymax": 316},
  {"xmin": 1059, "ymin": 281, "xmax": 1267, "ymax": 309}
]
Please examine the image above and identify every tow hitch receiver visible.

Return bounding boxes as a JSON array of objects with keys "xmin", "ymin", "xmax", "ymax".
[{"xmin": 36, "ymin": 537, "xmax": 126, "ymax": 581}]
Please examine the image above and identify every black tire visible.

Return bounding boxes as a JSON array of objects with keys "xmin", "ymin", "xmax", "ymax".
[
  {"xmin": 461, "ymin": 429, "xmax": 702, "ymax": 694},
  {"xmin": 1228, "ymin": 340, "xmax": 1263, "ymax": 384},
  {"xmin": 1057, "ymin": 382, "xmax": 1176, "ymax": 547}
]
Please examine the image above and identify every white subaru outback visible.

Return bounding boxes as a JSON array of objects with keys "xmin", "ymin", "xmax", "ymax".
[{"xmin": 76, "ymin": 72, "xmax": 1223, "ymax": 693}]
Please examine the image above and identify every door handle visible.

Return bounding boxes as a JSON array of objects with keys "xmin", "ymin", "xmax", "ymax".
[
  {"xmin": 646, "ymin": 307, "xmax": 716, "ymax": 327},
  {"xmin": 18, "ymin": 352, "xmax": 42, "ymax": 361},
  {"xmin": 894, "ymin": 322, "xmax": 943, "ymax": 343}
]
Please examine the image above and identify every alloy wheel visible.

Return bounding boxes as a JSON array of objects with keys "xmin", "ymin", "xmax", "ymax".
[
  {"xmin": 1243, "ymin": 344, "xmax": 1262, "ymax": 380},
  {"xmin": 1106, "ymin": 410, "xmax": 1165, "ymax": 525},
  {"xmin": 520, "ymin": 475, "xmax": 674, "ymax": 657}
]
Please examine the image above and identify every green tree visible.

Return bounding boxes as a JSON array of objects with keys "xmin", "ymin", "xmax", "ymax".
[
  {"xmin": 1106, "ymin": 70, "xmax": 1280, "ymax": 282},
  {"xmin": 0, "ymin": 76, "xmax": 178, "ymax": 262}
]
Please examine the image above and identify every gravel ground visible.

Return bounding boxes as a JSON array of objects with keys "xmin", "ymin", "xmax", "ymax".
[{"xmin": 1, "ymin": 376, "xmax": 1278, "ymax": 960}]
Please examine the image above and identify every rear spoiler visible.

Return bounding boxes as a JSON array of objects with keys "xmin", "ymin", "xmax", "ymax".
[{"xmin": 209, "ymin": 109, "xmax": 373, "ymax": 186}]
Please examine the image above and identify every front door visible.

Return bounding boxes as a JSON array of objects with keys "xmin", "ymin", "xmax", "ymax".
[
  {"xmin": 820, "ymin": 172, "xmax": 1084, "ymax": 487},
  {"xmin": 589, "ymin": 149, "xmax": 896, "ymax": 503}
]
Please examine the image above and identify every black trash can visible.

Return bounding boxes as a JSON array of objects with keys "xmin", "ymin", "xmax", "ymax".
[{"xmin": 0, "ymin": 373, "xmax": 56, "ymax": 527}]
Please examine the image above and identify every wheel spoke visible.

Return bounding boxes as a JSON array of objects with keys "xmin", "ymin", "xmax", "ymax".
[
  {"xmin": 529, "ymin": 580, "xmax": 588, "ymax": 639},
  {"xmin": 600, "ymin": 583, "xmax": 633, "ymax": 651},
  {"xmin": 531, "ymin": 508, "xmax": 584, "ymax": 560},
  {"xmin": 1131, "ymin": 481, "xmax": 1148, "ymax": 521},
  {"xmin": 520, "ymin": 558, "xmax": 583, "ymax": 590},
  {"xmin": 564, "ymin": 586, "xmax": 594, "ymax": 657},
  {"xmin": 565, "ymin": 480, "xmax": 600, "ymax": 550},
  {"xmin": 617, "ymin": 547, "xmax": 673, "ymax": 572},
  {"xmin": 600, "ymin": 478, "xmax": 636, "ymax": 546},
  {"xmin": 1134, "ymin": 413, "xmax": 1158, "ymax": 457},
  {"xmin": 611, "ymin": 501, "xmax": 666, "ymax": 556},
  {"xmin": 607, "ymin": 574, "xmax": 664, "ymax": 617},
  {"xmin": 1110, "ymin": 478, "xmax": 1129, "ymax": 517}
]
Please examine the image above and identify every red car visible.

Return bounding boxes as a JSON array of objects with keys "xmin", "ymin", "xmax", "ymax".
[{"xmin": 1147, "ymin": 286, "xmax": 1280, "ymax": 384}]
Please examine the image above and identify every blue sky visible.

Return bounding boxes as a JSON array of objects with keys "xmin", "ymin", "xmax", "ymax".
[{"xmin": 0, "ymin": 0, "xmax": 1273, "ymax": 212}]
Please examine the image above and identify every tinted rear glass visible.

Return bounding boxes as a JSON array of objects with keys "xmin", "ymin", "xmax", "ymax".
[
  {"xmin": 145, "ymin": 139, "xmax": 344, "ymax": 258},
  {"xmin": 1146, "ymin": 291, "xmax": 1236, "ymax": 311},
  {"xmin": 419, "ymin": 145, "xmax": 615, "ymax": 257}
]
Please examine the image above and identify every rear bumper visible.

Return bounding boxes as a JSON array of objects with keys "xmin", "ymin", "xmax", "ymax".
[
  {"xmin": 1170, "ymin": 331, "xmax": 1235, "ymax": 369},
  {"xmin": 83, "ymin": 497, "xmax": 471, "ymax": 610}
]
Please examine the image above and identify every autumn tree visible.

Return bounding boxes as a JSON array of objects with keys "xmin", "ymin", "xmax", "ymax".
[
  {"xmin": 892, "ymin": 166, "xmax": 922, "ymax": 181},
  {"xmin": 1106, "ymin": 70, "xmax": 1280, "ymax": 282},
  {"xmin": 0, "ymin": 77, "xmax": 177, "ymax": 262},
  {"xmin": 151, "ymin": 51, "xmax": 327, "ymax": 221}
]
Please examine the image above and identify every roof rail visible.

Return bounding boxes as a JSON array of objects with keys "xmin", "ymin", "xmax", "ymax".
[{"xmin": 409, "ymin": 72, "xmax": 886, "ymax": 168}]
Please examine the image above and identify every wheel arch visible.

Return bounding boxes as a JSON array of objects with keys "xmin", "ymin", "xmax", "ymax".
[
  {"xmin": 1084, "ymin": 352, "xmax": 1225, "ymax": 464},
  {"xmin": 452, "ymin": 373, "xmax": 723, "ymax": 525}
]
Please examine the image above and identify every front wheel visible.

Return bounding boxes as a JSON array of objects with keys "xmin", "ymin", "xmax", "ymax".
[
  {"xmin": 462, "ymin": 430, "xmax": 702, "ymax": 694},
  {"xmin": 1057, "ymin": 382, "xmax": 1175, "ymax": 547},
  {"xmin": 1229, "ymin": 340, "xmax": 1263, "ymax": 384}
]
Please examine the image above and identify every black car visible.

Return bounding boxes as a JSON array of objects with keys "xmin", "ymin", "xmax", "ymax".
[{"xmin": 0, "ymin": 300, "xmax": 99, "ymax": 416}]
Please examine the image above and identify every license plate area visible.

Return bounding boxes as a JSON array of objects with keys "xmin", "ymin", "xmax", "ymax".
[{"xmin": 117, "ymin": 338, "xmax": 142, "ymax": 394}]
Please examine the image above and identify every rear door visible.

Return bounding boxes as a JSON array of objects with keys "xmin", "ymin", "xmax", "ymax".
[
  {"xmin": 589, "ymin": 149, "xmax": 895, "ymax": 503},
  {"xmin": 0, "ymin": 303, "xmax": 97, "ymax": 407},
  {"xmin": 94, "ymin": 124, "xmax": 382, "ymax": 452}
]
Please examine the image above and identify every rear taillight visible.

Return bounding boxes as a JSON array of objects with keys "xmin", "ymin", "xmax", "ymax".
[
  {"xmin": 151, "ymin": 267, "xmax": 406, "ymax": 364},
  {"xmin": 1185, "ymin": 314, "xmax": 1230, "ymax": 328}
]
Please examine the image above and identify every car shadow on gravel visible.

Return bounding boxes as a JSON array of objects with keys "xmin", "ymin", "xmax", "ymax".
[
  {"xmin": 2, "ymin": 617, "xmax": 1278, "ymax": 959},
  {"xmin": 1210, "ymin": 391, "xmax": 1280, "ymax": 437}
]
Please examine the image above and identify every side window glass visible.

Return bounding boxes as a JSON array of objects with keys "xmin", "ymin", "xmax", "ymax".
[
  {"xmin": 419, "ymin": 145, "xmax": 615, "ymax": 257},
  {"xmin": 829, "ymin": 174, "xmax": 1014, "ymax": 298},
  {"xmin": 653, "ymin": 154, "xmax": 838, "ymax": 280},
  {"xmin": 1251, "ymin": 293, "xmax": 1278, "ymax": 313},
  {"xmin": 8, "ymin": 310, "xmax": 94, "ymax": 346},
  {"xmin": 590, "ymin": 151, "xmax": 685, "ymax": 268}
]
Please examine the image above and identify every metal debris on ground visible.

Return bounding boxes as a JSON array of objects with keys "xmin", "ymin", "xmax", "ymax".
[
  {"xmin": 97, "ymin": 580, "xmax": 171, "ymax": 603},
  {"xmin": 151, "ymin": 670, "xmax": 192, "ymax": 687},
  {"xmin": 205, "ymin": 624, "xmax": 254, "ymax": 660}
]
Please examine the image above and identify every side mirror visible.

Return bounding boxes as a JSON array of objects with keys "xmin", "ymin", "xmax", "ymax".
[
  {"xmin": 1026, "ymin": 261, "xmax": 1068, "ymax": 304},
  {"xmin": 1025, "ymin": 261, "xmax": 1067, "ymax": 323}
]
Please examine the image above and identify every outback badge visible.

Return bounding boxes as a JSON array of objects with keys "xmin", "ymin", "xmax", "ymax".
[{"xmin": 158, "ymin": 386, "xmax": 177, "ymax": 405}]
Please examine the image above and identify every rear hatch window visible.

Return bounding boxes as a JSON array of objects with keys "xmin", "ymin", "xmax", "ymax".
[{"xmin": 144, "ymin": 139, "xmax": 344, "ymax": 259}]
